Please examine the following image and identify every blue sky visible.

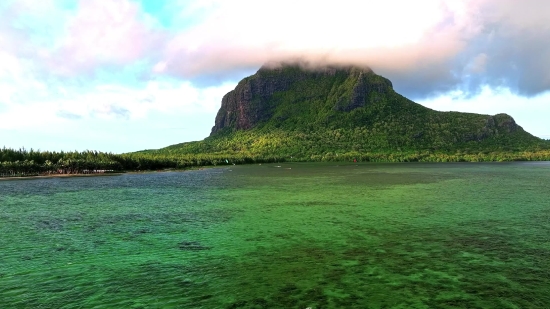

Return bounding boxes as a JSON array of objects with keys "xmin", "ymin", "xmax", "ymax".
[{"xmin": 1, "ymin": 0, "xmax": 549, "ymax": 153}]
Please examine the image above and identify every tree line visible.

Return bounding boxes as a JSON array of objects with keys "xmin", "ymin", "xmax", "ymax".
[
  {"xmin": 0, "ymin": 147, "xmax": 286, "ymax": 177},
  {"xmin": 2, "ymin": 146, "xmax": 550, "ymax": 178}
]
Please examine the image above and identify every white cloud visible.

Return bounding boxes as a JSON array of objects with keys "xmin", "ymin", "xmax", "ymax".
[
  {"xmin": 0, "ymin": 75, "xmax": 235, "ymax": 152},
  {"xmin": 44, "ymin": 0, "xmax": 165, "ymax": 76},
  {"xmin": 0, "ymin": 76, "xmax": 235, "ymax": 128},
  {"xmin": 156, "ymin": 0, "xmax": 479, "ymax": 77}
]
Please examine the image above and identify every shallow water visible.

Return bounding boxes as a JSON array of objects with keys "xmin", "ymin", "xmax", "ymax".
[{"xmin": 1, "ymin": 162, "xmax": 549, "ymax": 308}]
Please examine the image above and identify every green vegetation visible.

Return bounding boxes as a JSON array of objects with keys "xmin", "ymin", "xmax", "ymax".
[
  {"xmin": 2, "ymin": 64, "xmax": 550, "ymax": 177},
  {"xmin": 0, "ymin": 147, "xmax": 282, "ymax": 177},
  {"xmin": 142, "ymin": 64, "xmax": 550, "ymax": 163},
  {"xmin": 0, "ymin": 148, "xmax": 123, "ymax": 177},
  {"xmin": 5, "ymin": 143, "xmax": 549, "ymax": 178}
]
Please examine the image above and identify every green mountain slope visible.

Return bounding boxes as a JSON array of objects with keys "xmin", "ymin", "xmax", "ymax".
[
  {"xmin": 2, "ymin": 63, "xmax": 548, "ymax": 178},
  {"xmin": 141, "ymin": 63, "xmax": 549, "ymax": 162}
]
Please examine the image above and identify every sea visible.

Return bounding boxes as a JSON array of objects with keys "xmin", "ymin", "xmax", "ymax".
[{"xmin": 1, "ymin": 162, "xmax": 549, "ymax": 308}]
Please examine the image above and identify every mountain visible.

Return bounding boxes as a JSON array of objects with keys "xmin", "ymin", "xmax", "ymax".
[{"xmin": 145, "ymin": 63, "xmax": 548, "ymax": 161}]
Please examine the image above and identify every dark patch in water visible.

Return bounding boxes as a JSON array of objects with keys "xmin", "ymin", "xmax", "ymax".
[{"xmin": 178, "ymin": 241, "xmax": 211, "ymax": 251}]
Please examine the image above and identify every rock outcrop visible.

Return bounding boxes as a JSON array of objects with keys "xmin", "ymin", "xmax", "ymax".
[
  {"xmin": 211, "ymin": 66, "xmax": 300, "ymax": 134},
  {"xmin": 210, "ymin": 64, "xmax": 391, "ymax": 135},
  {"xmin": 463, "ymin": 113, "xmax": 521, "ymax": 142}
]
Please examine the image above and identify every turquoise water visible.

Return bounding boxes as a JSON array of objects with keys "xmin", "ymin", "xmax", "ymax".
[{"xmin": 1, "ymin": 163, "xmax": 549, "ymax": 308}]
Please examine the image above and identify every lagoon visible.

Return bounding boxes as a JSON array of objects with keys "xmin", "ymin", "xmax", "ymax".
[{"xmin": 1, "ymin": 162, "xmax": 549, "ymax": 308}]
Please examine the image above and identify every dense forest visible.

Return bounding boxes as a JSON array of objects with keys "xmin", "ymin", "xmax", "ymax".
[
  {"xmin": 0, "ymin": 147, "xmax": 285, "ymax": 177},
  {"xmin": 1, "ymin": 145, "xmax": 550, "ymax": 178},
  {"xmin": 0, "ymin": 148, "xmax": 122, "ymax": 177}
]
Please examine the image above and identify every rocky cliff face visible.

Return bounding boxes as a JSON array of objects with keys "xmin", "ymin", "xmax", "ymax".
[
  {"xmin": 210, "ymin": 66, "xmax": 299, "ymax": 134},
  {"xmin": 210, "ymin": 64, "xmax": 391, "ymax": 135}
]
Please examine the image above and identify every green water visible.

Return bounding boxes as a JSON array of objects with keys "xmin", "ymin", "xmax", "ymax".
[{"xmin": 1, "ymin": 163, "xmax": 549, "ymax": 308}]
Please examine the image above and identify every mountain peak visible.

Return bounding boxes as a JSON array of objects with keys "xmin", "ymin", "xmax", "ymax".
[{"xmin": 210, "ymin": 63, "xmax": 392, "ymax": 135}]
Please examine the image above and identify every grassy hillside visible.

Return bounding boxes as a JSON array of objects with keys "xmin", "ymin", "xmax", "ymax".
[{"xmin": 141, "ymin": 64, "xmax": 548, "ymax": 162}]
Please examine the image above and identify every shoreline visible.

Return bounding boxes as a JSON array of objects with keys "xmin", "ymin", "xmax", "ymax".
[
  {"xmin": 0, "ymin": 167, "xmax": 217, "ymax": 181},
  {"xmin": 2, "ymin": 161, "xmax": 547, "ymax": 181},
  {"xmin": 0, "ymin": 173, "xmax": 124, "ymax": 181}
]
